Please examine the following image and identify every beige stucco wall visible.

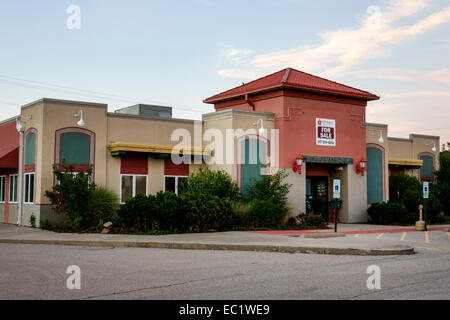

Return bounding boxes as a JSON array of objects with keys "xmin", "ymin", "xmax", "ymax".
[{"xmin": 388, "ymin": 134, "xmax": 440, "ymax": 180}]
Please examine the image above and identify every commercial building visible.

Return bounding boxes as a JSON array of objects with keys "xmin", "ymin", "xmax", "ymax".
[{"xmin": 0, "ymin": 68, "xmax": 440, "ymax": 226}]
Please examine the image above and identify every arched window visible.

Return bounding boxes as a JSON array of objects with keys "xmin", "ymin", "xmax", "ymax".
[
  {"xmin": 55, "ymin": 128, "xmax": 95, "ymax": 172},
  {"xmin": 25, "ymin": 132, "xmax": 36, "ymax": 166},
  {"xmin": 366, "ymin": 144, "xmax": 384, "ymax": 204},
  {"xmin": 239, "ymin": 137, "xmax": 268, "ymax": 198},
  {"xmin": 419, "ymin": 153, "xmax": 434, "ymax": 182}
]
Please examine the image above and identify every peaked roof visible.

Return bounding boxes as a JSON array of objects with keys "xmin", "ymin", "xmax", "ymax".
[{"xmin": 204, "ymin": 68, "xmax": 379, "ymax": 103}]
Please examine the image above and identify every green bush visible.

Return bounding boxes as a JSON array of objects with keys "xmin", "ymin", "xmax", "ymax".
[
  {"xmin": 117, "ymin": 195, "xmax": 156, "ymax": 232},
  {"xmin": 153, "ymin": 191, "xmax": 185, "ymax": 232},
  {"xmin": 245, "ymin": 199, "xmax": 278, "ymax": 228},
  {"xmin": 305, "ymin": 214, "xmax": 327, "ymax": 228},
  {"xmin": 182, "ymin": 191, "xmax": 235, "ymax": 232},
  {"xmin": 245, "ymin": 169, "xmax": 292, "ymax": 224},
  {"xmin": 45, "ymin": 165, "xmax": 95, "ymax": 230},
  {"xmin": 29, "ymin": 214, "xmax": 36, "ymax": 228},
  {"xmin": 388, "ymin": 174, "xmax": 442, "ymax": 224},
  {"xmin": 88, "ymin": 187, "xmax": 119, "ymax": 224},
  {"xmin": 39, "ymin": 219, "xmax": 50, "ymax": 230},
  {"xmin": 45, "ymin": 164, "xmax": 119, "ymax": 232},
  {"xmin": 368, "ymin": 202, "xmax": 409, "ymax": 225},
  {"xmin": 181, "ymin": 168, "xmax": 241, "ymax": 201}
]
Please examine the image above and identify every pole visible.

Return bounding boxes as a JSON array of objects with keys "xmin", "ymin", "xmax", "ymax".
[
  {"xmin": 424, "ymin": 198, "xmax": 428, "ymax": 231},
  {"xmin": 334, "ymin": 199, "xmax": 338, "ymax": 233},
  {"xmin": 17, "ymin": 130, "xmax": 24, "ymax": 226}
]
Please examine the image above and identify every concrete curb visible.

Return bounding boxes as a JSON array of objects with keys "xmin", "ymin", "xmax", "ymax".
[
  {"xmin": 299, "ymin": 233, "xmax": 346, "ymax": 239},
  {"xmin": 0, "ymin": 239, "xmax": 415, "ymax": 256}
]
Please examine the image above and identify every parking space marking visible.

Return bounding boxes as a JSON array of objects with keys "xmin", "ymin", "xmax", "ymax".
[
  {"xmin": 425, "ymin": 232, "xmax": 430, "ymax": 244},
  {"xmin": 400, "ymin": 232, "xmax": 407, "ymax": 241},
  {"xmin": 354, "ymin": 234, "xmax": 360, "ymax": 238},
  {"xmin": 447, "ymin": 232, "xmax": 450, "ymax": 239},
  {"xmin": 376, "ymin": 233, "xmax": 384, "ymax": 239}
]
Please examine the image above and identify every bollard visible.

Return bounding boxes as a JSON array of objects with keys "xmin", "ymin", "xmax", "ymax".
[{"xmin": 416, "ymin": 205, "xmax": 425, "ymax": 231}]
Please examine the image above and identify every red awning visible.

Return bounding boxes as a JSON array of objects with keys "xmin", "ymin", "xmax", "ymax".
[{"xmin": 0, "ymin": 146, "xmax": 19, "ymax": 169}]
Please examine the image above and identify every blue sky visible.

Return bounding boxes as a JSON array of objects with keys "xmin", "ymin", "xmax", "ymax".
[{"xmin": 0, "ymin": 0, "xmax": 449, "ymax": 144}]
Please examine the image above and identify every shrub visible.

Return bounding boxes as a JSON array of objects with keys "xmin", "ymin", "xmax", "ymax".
[
  {"xmin": 179, "ymin": 168, "xmax": 240, "ymax": 232},
  {"xmin": 88, "ymin": 187, "xmax": 119, "ymax": 224},
  {"xmin": 245, "ymin": 169, "xmax": 292, "ymax": 223},
  {"xmin": 388, "ymin": 174, "xmax": 442, "ymax": 224},
  {"xmin": 45, "ymin": 164, "xmax": 119, "ymax": 232},
  {"xmin": 29, "ymin": 214, "xmax": 36, "ymax": 228},
  {"xmin": 181, "ymin": 168, "xmax": 241, "ymax": 201},
  {"xmin": 367, "ymin": 202, "xmax": 409, "ymax": 225},
  {"xmin": 182, "ymin": 191, "xmax": 235, "ymax": 232},
  {"xmin": 305, "ymin": 214, "xmax": 327, "ymax": 228},
  {"xmin": 153, "ymin": 191, "xmax": 185, "ymax": 232},
  {"xmin": 39, "ymin": 219, "xmax": 50, "ymax": 230},
  {"xmin": 45, "ymin": 165, "xmax": 95, "ymax": 230},
  {"xmin": 245, "ymin": 199, "xmax": 279, "ymax": 228},
  {"xmin": 117, "ymin": 195, "xmax": 156, "ymax": 232}
]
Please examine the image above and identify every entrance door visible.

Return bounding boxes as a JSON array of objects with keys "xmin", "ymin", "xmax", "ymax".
[{"xmin": 306, "ymin": 176, "xmax": 328, "ymax": 220}]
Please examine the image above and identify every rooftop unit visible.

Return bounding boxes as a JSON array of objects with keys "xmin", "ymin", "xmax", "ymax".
[{"xmin": 115, "ymin": 104, "xmax": 172, "ymax": 119}]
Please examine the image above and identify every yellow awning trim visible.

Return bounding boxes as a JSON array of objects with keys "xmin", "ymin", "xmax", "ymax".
[
  {"xmin": 388, "ymin": 158, "xmax": 423, "ymax": 167},
  {"xmin": 109, "ymin": 142, "xmax": 208, "ymax": 156}
]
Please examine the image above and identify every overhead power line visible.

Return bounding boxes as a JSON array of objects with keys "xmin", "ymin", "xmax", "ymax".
[{"xmin": 0, "ymin": 74, "xmax": 212, "ymax": 114}]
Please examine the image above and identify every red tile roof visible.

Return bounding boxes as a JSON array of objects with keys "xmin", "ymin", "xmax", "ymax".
[{"xmin": 204, "ymin": 68, "xmax": 379, "ymax": 103}]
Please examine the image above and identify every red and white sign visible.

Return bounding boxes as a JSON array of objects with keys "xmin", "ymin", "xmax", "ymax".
[{"xmin": 316, "ymin": 118, "xmax": 336, "ymax": 146}]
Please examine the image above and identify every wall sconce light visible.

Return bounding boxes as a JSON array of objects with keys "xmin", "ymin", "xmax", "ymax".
[
  {"xmin": 74, "ymin": 110, "xmax": 85, "ymax": 127},
  {"xmin": 425, "ymin": 141, "xmax": 436, "ymax": 152},
  {"xmin": 253, "ymin": 118, "xmax": 266, "ymax": 135},
  {"xmin": 293, "ymin": 155, "xmax": 304, "ymax": 174},
  {"xmin": 378, "ymin": 130, "xmax": 384, "ymax": 144},
  {"xmin": 356, "ymin": 158, "xmax": 367, "ymax": 176}
]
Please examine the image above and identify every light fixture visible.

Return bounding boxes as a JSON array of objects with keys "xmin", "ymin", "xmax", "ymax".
[
  {"xmin": 356, "ymin": 158, "xmax": 367, "ymax": 176},
  {"xmin": 253, "ymin": 119, "xmax": 266, "ymax": 135},
  {"xmin": 425, "ymin": 141, "xmax": 437, "ymax": 152},
  {"xmin": 293, "ymin": 155, "xmax": 304, "ymax": 174},
  {"xmin": 74, "ymin": 110, "xmax": 85, "ymax": 127},
  {"xmin": 378, "ymin": 130, "xmax": 384, "ymax": 144},
  {"xmin": 16, "ymin": 120, "xmax": 25, "ymax": 132}
]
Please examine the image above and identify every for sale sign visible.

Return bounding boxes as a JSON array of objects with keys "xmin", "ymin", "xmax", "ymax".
[{"xmin": 316, "ymin": 118, "xmax": 336, "ymax": 146}]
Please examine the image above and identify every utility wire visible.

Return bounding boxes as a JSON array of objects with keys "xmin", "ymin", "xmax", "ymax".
[{"xmin": 0, "ymin": 74, "xmax": 212, "ymax": 113}]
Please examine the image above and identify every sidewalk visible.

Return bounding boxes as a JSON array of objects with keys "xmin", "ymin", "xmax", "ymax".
[
  {"xmin": 246, "ymin": 223, "xmax": 450, "ymax": 236},
  {"xmin": 0, "ymin": 223, "xmax": 416, "ymax": 256}
]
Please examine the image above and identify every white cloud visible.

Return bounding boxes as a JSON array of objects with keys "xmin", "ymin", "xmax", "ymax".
[
  {"xmin": 385, "ymin": 90, "xmax": 450, "ymax": 98},
  {"xmin": 425, "ymin": 68, "xmax": 450, "ymax": 86},
  {"xmin": 217, "ymin": 0, "xmax": 450, "ymax": 79}
]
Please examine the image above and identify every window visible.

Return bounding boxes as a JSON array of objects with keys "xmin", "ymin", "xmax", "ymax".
[
  {"xmin": 25, "ymin": 133, "xmax": 36, "ymax": 166},
  {"xmin": 0, "ymin": 176, "xmax": 5, "ymax": 203},
  {"xmin": 121, "ymin": 175, "xmax": 147, "ymax": 203},
  {"xmin": 24, "ymin": 173, "xmax": 35, "ymax": 204},
  {"xmin": 9, "ymin": 175, "xmax": 18, "ymax": 203},
  {"xmin": 60, "ymin": 133, "xmax": 90, "ymax": 165},
  {"xmin": 164, "ymin": 176, "xmax": 188, "ymax": 195}
]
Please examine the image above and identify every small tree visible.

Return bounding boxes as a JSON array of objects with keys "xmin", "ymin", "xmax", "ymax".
[
  {"xmin": 245, "ymin": 169, "xmax": 292, "ymax": 225},
  {"xmin": 45, "ymin": 164, "xmax": 119, "ymax": 231}
]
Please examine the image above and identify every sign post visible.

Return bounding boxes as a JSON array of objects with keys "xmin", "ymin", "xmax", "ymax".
[
  {"xmin": 333, "ymin": 179, "xmax": 341, "ymax": 233},
  {"xmin": 423, "ymin": 182, "xmax": 429, "ymax": 231}
]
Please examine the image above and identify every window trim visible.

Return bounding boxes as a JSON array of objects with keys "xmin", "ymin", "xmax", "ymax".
[
  {"xmin": 120, "ymin": 174, "xmax": 148, "ymax": 204},
  {"xmin": 164, "ymin": 175, "xmax": 188, "ymax": 195},
  {"xmin": 0, "ymin": 176, "xmax": 6, "ymax": 203},
  {"xmin": 24, "ymin": 172, "xmax": 35, "ymax": 204},
  {"xmin": 9, "ymin": 174, "xmax": 18, "ymax": 204}
]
